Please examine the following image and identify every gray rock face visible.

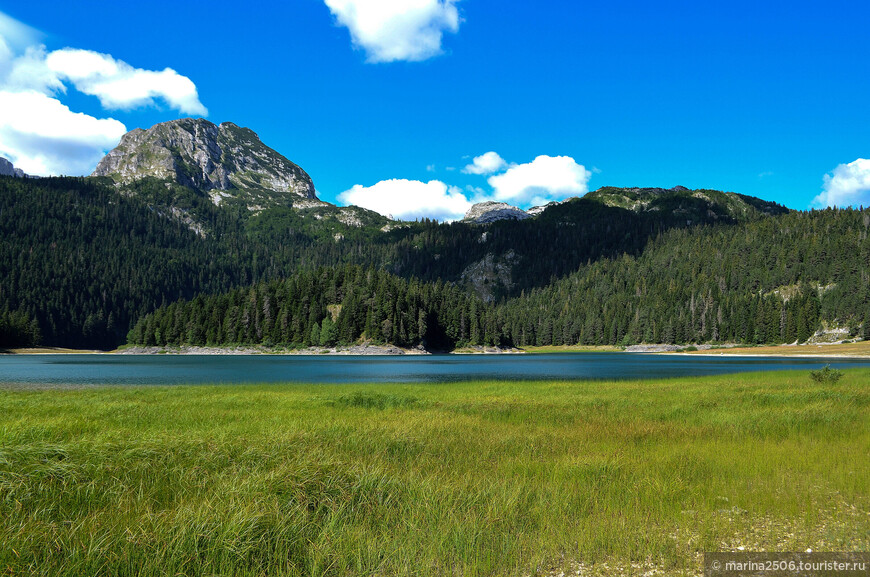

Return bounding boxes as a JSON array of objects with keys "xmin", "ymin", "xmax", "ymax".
[
  {"xmin": 92, "ymin": 118, "xmax": 316, "ymax": 209},
  {"xmin": 460, "ymin": 249, "xmax": 519, "ymax": 302},
  {"xmin": 463, "ymin": 201, "xmax": 530, "ymax": 223},
  {"xmin": 0, "ymin": 157, "xmax": 25, "ymax": 177},
  {"xmin": 527, "ymin": 200, "xmax": 566, "ymax": 216}
]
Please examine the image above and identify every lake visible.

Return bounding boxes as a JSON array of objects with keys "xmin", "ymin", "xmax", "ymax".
[{"xmin": 1, "ymin": 353, "xmax": 869, "ymax": 386}]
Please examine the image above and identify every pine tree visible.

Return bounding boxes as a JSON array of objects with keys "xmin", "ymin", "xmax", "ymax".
[{"xmin": 320, "ymin": 316, "xmax": 336, "ymax": 347}]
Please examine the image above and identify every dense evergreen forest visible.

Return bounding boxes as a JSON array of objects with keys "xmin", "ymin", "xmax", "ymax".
[
  {"xmin": 126, "ymin": 266, "xmax": 482, "ymax": 350},
  {"xmin": 498, "ymin": 209, "xmax": 870, "ymax": 346},
  {"xmin": 128, "ymin": 209, "xmax": 870, "ymax": 350},
  {"xmin": 2, "ymin": 174, "xmax": 867, "ymax": 350},
  {"xmin": 1, "ymin": 177, "xmax": 250, "ymax": 348}
]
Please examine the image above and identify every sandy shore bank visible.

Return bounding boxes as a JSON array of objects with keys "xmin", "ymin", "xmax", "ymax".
[
  {"xmin": 1, "ymin": 347, "xmax": 106, "ymax": 355},
  {"xmin": 643, "ymin": 341, "xmax": 870, "ymax": 358}
]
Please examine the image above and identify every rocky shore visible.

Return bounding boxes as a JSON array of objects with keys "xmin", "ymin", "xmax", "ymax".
[
  {"xmin": 624, "ymin": 343, "xmax": 741, "ymax": 353},
  {"xmin": 115, "ymin": 344, "xmax": 526, "ymax": 355},
  {"xmin": 116, "ymin": 344, "xmax": 431, "ymax": 355}
]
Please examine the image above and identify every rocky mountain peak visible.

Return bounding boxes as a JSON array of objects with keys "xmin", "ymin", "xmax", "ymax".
[
  {"xmin": 0, "ymin": 157, "xmax": 26, "ymax": 178},
  {"xmin": 92, "ymin": 118, "xmax": 316, "ymax": 209},
  {"xmin": 463, "ymin": 201, "xmax": 530, "ymax": 223}
]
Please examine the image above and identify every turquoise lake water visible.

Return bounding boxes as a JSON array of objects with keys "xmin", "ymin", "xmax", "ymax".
[{"xmin": 1, "ymin": 353, "xmax": 868, "ymax": 385}]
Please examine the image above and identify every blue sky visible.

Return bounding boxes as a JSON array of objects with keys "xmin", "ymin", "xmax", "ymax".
[{"xmin": 1, "ymin": 0, "xmax": 868, "ymax": 219}]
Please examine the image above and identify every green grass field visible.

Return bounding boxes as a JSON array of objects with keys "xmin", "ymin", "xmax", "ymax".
[{"xmin": 1, "ymin": 371, "xmax": 867, "ymax": 576}]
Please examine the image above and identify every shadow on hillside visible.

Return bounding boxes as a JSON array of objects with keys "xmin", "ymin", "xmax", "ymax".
[{"xmin": 382, "ymin": 195, "xmax": 765, "ymax": 300}]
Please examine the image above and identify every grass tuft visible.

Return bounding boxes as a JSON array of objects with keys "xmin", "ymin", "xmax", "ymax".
[{"xmin": 809, "ymin": 364, "xmax": 845, "ymax": 384}]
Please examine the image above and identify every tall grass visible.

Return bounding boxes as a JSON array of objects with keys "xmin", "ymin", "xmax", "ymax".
[{"xmin": 0, "ymin": 370, "xmax": 867, "ymax": 576}]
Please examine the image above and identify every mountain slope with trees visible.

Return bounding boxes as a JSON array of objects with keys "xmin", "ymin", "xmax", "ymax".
[
  {"xmin": 127, "ymin": 207, "xmax": 870, "ymax": 350},
  {"xmin": 1, "ymin": 171, "xmax": 798, "ymax": 349},
  {"xmin": 2, "ymin": 118, "xmax": 865, "ymax": 350}
]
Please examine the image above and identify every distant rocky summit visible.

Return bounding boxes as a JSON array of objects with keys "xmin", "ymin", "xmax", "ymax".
[
  {"xmin": 526, "ymin": 200, "xmax": 566, "ymax": 216},
  {"xmin": 0, "ymin": 157, "xmax": 26, "ymax": 178},
  {"xmin": 463, "ymin": 201, "xmax": 530, "ymax": 223},
  {"xmin": 93, "ymin": 118, "xmax": 316, "ymax": 210}
]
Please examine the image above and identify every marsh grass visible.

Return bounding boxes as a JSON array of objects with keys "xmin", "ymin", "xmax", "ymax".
[{"xmin": 0, "ymin": 370, "xmax": 867, "ymax": 576}]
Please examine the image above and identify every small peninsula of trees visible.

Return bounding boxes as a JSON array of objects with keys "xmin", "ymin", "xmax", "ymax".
[{"xmin": 127, "ymin": 266, "xmax": 484, "ymax": 350}]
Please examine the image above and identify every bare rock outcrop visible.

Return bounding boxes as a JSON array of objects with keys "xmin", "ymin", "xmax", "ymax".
[
  {"xmin": 0, "ymin": 157, "xmax": 26, "ymax": 178},
  {"xmin": 463, "ymin": 201, "xmax": 530, "ymax": 223},
  {"xmin": 93, "ymin": 118, "xmax": 316, "ymax": 210}
]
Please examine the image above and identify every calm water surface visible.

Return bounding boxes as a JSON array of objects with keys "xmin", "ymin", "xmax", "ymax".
[{"xmin": 1, "ymin": 353, "xmax": 869, "ymax": 386}]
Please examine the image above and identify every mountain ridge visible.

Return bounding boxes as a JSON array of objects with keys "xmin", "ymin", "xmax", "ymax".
[{"xmin": 90, "ymin": 119, "xmax": 790, "ymax": 228}]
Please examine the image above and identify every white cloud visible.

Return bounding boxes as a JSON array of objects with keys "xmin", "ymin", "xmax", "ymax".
[
  {"xmin": 5, "ymin": 45, "xmax": 64, "ymax": 93},
  {"xmin": 814, "ymin": 159, "xmax": 870, "ymax": 208},
  {"xmin": 462, "ymin": 151, "xmax": 507, "ymax": 175},
  {"xmin": 0, "ymin": 11, "xmax": 40, "ymax": 52},
  {"xmin": 487, "ymin": 155, "xmax": 591, "ymax": 206},
  {"xmin": 0, "ymin": 10, "xmax": 207, "ymax": 175},
  {"xmin": 45, "ymin": 49, "xmax": 207, "ymax": 115},
  {"xmin": 323, "ymin": 0, "xmax": 460, "ymax": 63},
  {"xmin": 337, "ymin": 154, "xmax": 594, "ymax": 221},
  {"xmin": 338, "ymin": 178, "xmax": 472, "ymax": 221},
  {"xmin": 0, "ymin": 90, "xmax": 126, "ymax": 175}
]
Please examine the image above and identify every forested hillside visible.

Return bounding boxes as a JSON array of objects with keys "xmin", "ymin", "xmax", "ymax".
[
  {"xmin": 128, "ymin": 207, "xmax": 870, "ymax": 350},
  {"xmin": 0, "ymin": 176, "xmax": 394, "ymax": 348},
  {"xmin": 498, "ymin": 208, "xmax": 870, "ymax": 346},
  {"xmin": 2, "ymin": 174, "xmax": 799, "ymax": 349},
  {"xmin": 1, "ymin": 177, "xmax": 247, "ymax": 348}
]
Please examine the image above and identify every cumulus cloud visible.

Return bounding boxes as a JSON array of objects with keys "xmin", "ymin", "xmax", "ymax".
[
  {"xmin": 5, "ymin": 45, "xmax": 69, "ymax": 95},
  {"xmin": 462, "ymin": 151, "xmax": 507, "ymax": 175},
  {"xmin": 338, "ymin": 178, "xmax": 472, "ymax": 221},
  {"xmin": 814, "ymin": 159, "xmax": 870, "ymax": 208},
  {"xmin": 0, "ymin": 10, "xmax": 207, "ymax": 175},
  {"xmin": 45, "ymin": 49, "xmax": 207, "ymax": 114},
  {"xmin": 336, "ymin": 153, "xmax": 594, "ymax": 221},
  {"xmin": 323, "ymin": 0, "xmax": 460, "ymax": 63},
  {"xmin": 487, "ymin": 155, "xmax": 592, "ymax": 206},
  {"xmin": 0, "ymin": 90, "xmax": 126, "ymax": 175}
]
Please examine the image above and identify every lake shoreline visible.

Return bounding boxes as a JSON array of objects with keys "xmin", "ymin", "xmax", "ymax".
[
  {"xmin": 5, "ymin": 340, "xmax": 868, "ymax": 358},
  {"xmin": 112, "ymin": 344, "xmax": 526, "ymax": 356}
]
